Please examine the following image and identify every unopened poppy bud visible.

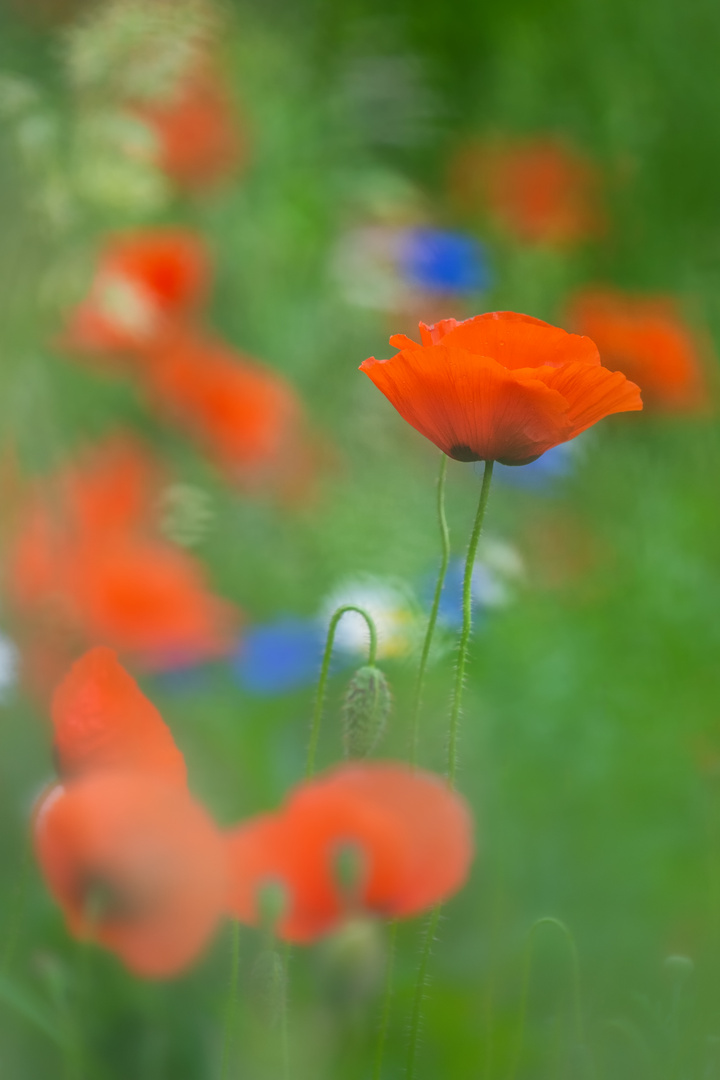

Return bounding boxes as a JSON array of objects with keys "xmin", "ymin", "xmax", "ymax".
[
  {"xmin": 663, "ymin": 954, "xmax": 694, "ymax": 980},
  {"xmin": 250, "ymin": 948, "xmax": 286, "ymax": 1026},
  {"xmin": 342, "ymin": 665, "xmax": 391, "ymax": 758},
  {"xmin": 319, "ymin": 917, "xmax": 385, "ymax": 1005}
]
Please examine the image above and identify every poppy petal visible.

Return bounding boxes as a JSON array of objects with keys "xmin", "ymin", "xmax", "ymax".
[
  {"xmin": 361, "ymin": 346, "xmax": 571, "ymax": 464},
  {"xmin": 34, "ymin": 774, "xmax": 225, "ymax": 978},
  {"xmin": 537, "ymin": 360, "xmax": 643, "ymax": 436},
  {"xmin": 422, "ymin": 311, "xmax": 601, "ymax": 370},
  {"xmin": 51, "ymin": 648, "xmax": 187, "ymax": 785}
]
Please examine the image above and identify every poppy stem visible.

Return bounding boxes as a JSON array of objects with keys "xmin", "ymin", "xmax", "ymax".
[
  {"xmin": 410, "ymin": 452, "xmax": 450, "ymax": 767},
  {"xmin": 306, "ymin": 604, "xmax": 378, "ymax": 778},
  {"xmin": 220, "ymin": 921, "xmax": 241, "ymax": 1080},
  {"xmin": 372, "ymin": 919, "xmax": 398, "ymax": 1080},
  {"xmin": 447, "ymin": 459, "xmax": 494, "ymax": 789},
  {"xmin": 510, "ymin": 916, "xmax": 586, "ymax": 1080},
  {"xmin": 406, "ymin": 903, "xmax": 442, "ymax": 1080}
]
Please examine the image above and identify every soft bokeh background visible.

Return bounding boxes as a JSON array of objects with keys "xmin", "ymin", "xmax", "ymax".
[{"xmin": 0, "ymin": 0, "xmax": 719, "ymax": 1077}]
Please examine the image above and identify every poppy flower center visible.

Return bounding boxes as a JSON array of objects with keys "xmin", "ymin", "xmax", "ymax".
[
  {"xmin": 449, "ymin": 444, "xmax": 482, "ymax": 462},
  {"xmin": 76, "ymin": 870, "xmax": 147, "ymax": 925}
]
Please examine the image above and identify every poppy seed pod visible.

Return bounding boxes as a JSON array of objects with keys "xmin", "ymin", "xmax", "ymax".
[{"xmin": 342, "ymin": 665, "xmax": 392, "ymax": 758}]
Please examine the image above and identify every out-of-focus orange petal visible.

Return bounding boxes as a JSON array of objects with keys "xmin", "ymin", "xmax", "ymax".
[
  {"xmin": 313, "ymin": 763, "xmax": 474, "ymax": 918},
  {"xmin": 34, "ymin": 774, "xmax": 225, "ymax": 978},
  {"xmin": 69, "ymin": 543, "xmax": 236, "ymax": 666},
  {"xmin": 143, "ymin": 331, "xmax": 313, "ymax": 496},
  {"xmin": 135, "ymin": 65, "xmax": 245, "ymax": 193},
  {"xmin": 225, "ymin": 762, "xmax": 474, "ymax": 942},
  {"xmin": 51, "ymin": 647, "xmax": 187, "ymax": 785},
  {"xmin": 568, "ymin": 288, "xmax": 711, "ymax": 412}
]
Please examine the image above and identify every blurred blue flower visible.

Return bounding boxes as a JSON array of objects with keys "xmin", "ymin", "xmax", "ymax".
[
  {"xmin": 489, "ymin": 434, "xmax": 587, "ymax": 491},
  {"xmin": 428, "ymin": 538, "xmax": 525, "ymax": 631},
  {"xmin": 399, "ymin": 227, "xmax": 490, "ymax": 294},
  {"xmin": 230, "ymin": 617, "xmax": 327, "ymax": 696}
]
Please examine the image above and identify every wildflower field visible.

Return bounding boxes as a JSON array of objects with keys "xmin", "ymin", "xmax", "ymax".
[{"xmin": 0, "ymin": 0, "xmax": 719, "ymax": 1078}]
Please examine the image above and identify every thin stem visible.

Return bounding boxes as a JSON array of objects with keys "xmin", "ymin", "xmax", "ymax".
[
  {"xmin": 373, "ymin": 920, "xmax": 398, "ymax": 1080},
  {"xmin": 410, "ymin": 452, "xmax": 450, "ymax": 767},
  {"xmin": 406, "ymin": 904, "xmax": 441, "ymax": 1080},
  {"xmin": 447, "ymin": 460, "xmax": 494, "ymax": 788},
  {"xmin": 306, "ymin": 604, "xmax": 378, "ymax": 778},
  {"xmin": 510, "ymin": 916, "xmax": 585, "ymax": 1080},
  {"xmin": 220, "ymin": 922, "xmax": 241, "ymax": 1080}
]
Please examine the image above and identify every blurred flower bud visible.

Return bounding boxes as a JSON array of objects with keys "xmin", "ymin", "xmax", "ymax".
[
  {"xmin": 342, "ymin": 665, "xmax": 391, "ymax": 758},
  {"xmin": 159, "ymin": 483, "xmax": 214, "ymax": 548},
  {"xmin": 318, "ymin": 917, "xmax": 385, "ymax": 1006},
  {"xmin": 663, "ymin": 954, "xmax": 694, "ymax": 980}
]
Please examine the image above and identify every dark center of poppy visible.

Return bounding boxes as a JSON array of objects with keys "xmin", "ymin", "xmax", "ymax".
[
  {"xmin": 75, "ymin": 870, "xmax": 147, "ymax": 925},
  {"xmin": 332, "ymin": 842, "xmax": 367, "ymax": 908},
  {"xmin": 449, "ymin": 444, "xmax": 482, "ymax": 462}
]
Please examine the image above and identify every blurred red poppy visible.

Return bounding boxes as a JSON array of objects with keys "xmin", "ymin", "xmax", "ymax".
[
  {"xmin": 567, "ymin": 288, "xmax": 711, "ymax": 412},
  {"xmin": 52, "ymin": 647, "xmax": 187, "ymax": 786},
  {"xmin": 5, "ymin": 436, "xmax": 235, "ymax": 674},
  {"xmin": 225, "ymin": 762, "xmax": 473, "ymax": 942},
  {"xmin": 144, "ymin": 330, "xmax": 316, "ymax": 498},
  {"xmin": 449, "ymin": 137, "xmax": 603, "ymax": 246},
  {"xmin": 61, "ymin": 230, "xmax": 210, "ymax": 360},
  {"xmin": 34, "ymin": 773, "xmax": 225, "ymax": 977},
  {"xmin": 134, "ymin": 64, "xmax": 245, "ymax": 193},
  {"xmin": 360, "ymin": 311, "xmax": 642, "ymax": 465}
]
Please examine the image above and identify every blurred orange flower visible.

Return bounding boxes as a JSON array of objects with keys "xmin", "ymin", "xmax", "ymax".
[
  {"xmin": 145, "ymin": 330, "xmax": 317, "ymax": 498},
  {"xmin": 5, "ymin": 437, "xmax": 235, "ymax": 674},
  {"xmin": 225, "ymin": 762, "xmax": 473, "ymax": 942},
  {"xmin": 449, "ymin": 137, "xmax": 603, "ymax": 246},
  {"xmin": 567, "ymin": 287, "xmax": 712, "ymax": 412},
  {"xmin": 52, "ymin": 647, "xmax": 187, "ymax": 786},
  {"xmin": 34, "ymin": 773, "xmax": 225, "ymax": 977},
  {"xmin": 360, "ymin": 312, "xmax": 642, "ymax": 465},
  {"xmin": 61, "ymin": 230, "xmax": 210, "ymax": 360},
  {"xmin": 134, "ymin": 64, "xmax": 246, "ymax": 193}
]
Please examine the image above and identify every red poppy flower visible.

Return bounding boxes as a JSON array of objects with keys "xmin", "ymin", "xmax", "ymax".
[
  {"xmin": 360, "ymin": 311, "xmax": 643, "ymax": 465},
  {"xmin": 449, "ymin": 137, "xmax": 603, "ymax": 246},
  {"xmin": 225, "ymin": 762, "xmax": 473, "ymax": 942},
  {"xmin": 133, "ymin": 64, "xmax": 245, "ymax": 193},
  {"xmin": 5, "ymin": 436, "xmax": 235, "ymax": 673},
  {"xmin": 34, "ymin": 773, "xmax": 225, "ymax": 977},
  {"xmin": 144, "ymin": 330, "xmax": 316, "ymax": 497},
  {"xmin": 61, "ymin": 230, "xmax": 209, "ymax": 360},
  {"xmin": 52, "ymin": 647, "xmax": 187, "ymax": 786},
  {"xmin": 567, "ymin": 288, "xmax": 711, "ymax": 412}
]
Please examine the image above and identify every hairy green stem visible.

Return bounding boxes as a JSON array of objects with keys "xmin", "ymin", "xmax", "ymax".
[
  {"xmin": 372, "ymin": 920, "xmax": 398, "ymax": 1080},
  {"xmin": 510, "ymin": 916, "xmax": 585, "ymax": 1080},
  {"xmin": 410, "ymin": 453, "xmax": 450, "ymax": 767},
  {"xmin": 447, "ymin": 460, "xmax": 494, "ymax": 788},
  {"xmin": 406, "ymin": 904, "xmax": 442, "ymax": 1079},
  {"xmin": 306, "ymin": 604, "xmax": 378, "ymax": 778}
]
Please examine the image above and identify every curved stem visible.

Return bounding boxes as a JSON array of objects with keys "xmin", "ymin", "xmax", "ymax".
[
  {"xmin": 447, "ymin": 460, "xmax": 494, "ymax": 788},
  {"xmin": 510, "ymin": 916, "xmax": 585, "ymax": 1080},
  {"xmin": 372, "ymin": 920, "xmax": 398, "ymax": 1080},
  {"xmin": 406, "ymin": 904, "xmax": 441, "ymax": 1080},
  {"xmin": 306, "ymin": 604, "xmax": 378, "ymax": 778},
  {"xmin": 220, "ymin": 922, "xmax": 241, "ymax": 1080},
  {"xmin": 410, "ymin": 453, "xmax": 450, "ymax": 767}
]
